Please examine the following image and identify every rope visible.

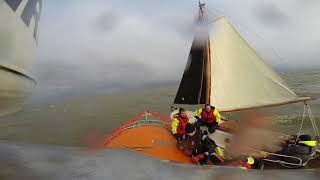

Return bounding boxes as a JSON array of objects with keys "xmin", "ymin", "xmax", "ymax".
[
  {"xmin": 296, "ymin": 104, "xmax": 307, "ymax": 142},
  {"xmin": 205, "ymin": 7, "xmax": 224, "ymax": 21},
  {"xmin": 306, "ymin": 104, "xmax": 320, "ymax": 137},
  {"xmin": 236, "ymin": 25, "xmax": 289, "ymax": 67},
  {"xmin": 296, "ymin": 103, "xmax": 319, "ymax": 143}
]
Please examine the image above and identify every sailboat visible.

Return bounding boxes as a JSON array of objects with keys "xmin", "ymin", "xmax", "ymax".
[{"xmin": 97, "ymin": 1, "xmax": 320, "ymax": 169}]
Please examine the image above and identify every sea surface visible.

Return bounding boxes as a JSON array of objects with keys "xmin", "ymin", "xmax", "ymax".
[
  {"xmin": 0, "ymin": 141, "xmax": 319, "ymax": 180},
  {"xmin": 0, "ymin": 69, "xmax": 319, "ymax": 147},
  {"xmin": 0, "ymin": 69, "xmax": 320, "ymax": 179}
]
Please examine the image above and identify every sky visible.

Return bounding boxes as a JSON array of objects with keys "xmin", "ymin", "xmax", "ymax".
[{"xmin": 32, "ymin": 0, "xmax": 320, "ymax": 99}]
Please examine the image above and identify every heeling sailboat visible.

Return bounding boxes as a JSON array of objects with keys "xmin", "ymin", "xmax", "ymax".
[
  {"xmin": 97, "ymin": 1, "xmax": 320, "ymax": 168},
  {"xmin": 174, "ymin": 6, "xmax": 311, "ymax": 112},
  {"xmin": 172, "ymin": 1, "xmax": 320, "ymax": 168}
]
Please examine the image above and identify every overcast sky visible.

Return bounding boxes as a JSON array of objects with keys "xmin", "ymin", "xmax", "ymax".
[{"xmin": 32, "ymin": 0, "xmax": 320, "ymax": 98}]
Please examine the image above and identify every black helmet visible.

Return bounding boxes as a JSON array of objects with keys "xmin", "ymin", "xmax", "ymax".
[
  {"xmin": 185, "ymin": 123, "xmax": 195, "ymax": 133},
  {"xmin": 298, "ymin": 134, "xmax": 312, "ymax": 141}
]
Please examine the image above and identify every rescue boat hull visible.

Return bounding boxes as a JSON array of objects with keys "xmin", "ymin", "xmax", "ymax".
[{"xmin": 97, "ymin": 111, "xmax": 320, "ymax": 170}]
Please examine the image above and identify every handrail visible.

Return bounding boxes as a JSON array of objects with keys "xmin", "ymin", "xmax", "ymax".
[
  {"xmin": 96, "ymin": 111, "xmax": 171, "ymax": 148},
  {"xmin": 124, "ymin": 120, "xmax": 169, "ymax": 130},
  {"xmin": 263, "ymin": 152, "xmax": 303, "ymax": 166},
  {"xmin": 249, "ymin": 148, "xmax": 308, "ymax": 168}
]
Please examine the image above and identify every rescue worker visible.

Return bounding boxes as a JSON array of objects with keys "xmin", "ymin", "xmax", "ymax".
[
  {"xmin": 171, "ymin": 108, "xmax": 191, "ymax": 140},
  {"xmin": 280, "ymin": 134, "xmax": 317, "ymax": 164},
  {"xmin": 177, "ymin": 123, "xmax": 224, "ymax": 165},
  {"xmin": 194, "ymin": 104, "xmax": 221, "ymax": 134}
]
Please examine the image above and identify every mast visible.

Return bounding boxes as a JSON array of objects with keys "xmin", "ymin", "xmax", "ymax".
[
  {"xmin": 198, "ymin": 0, "xmax": 211, "ymax": 105},
  {"xmin": 198, "ymin": 0, "xmax": 206, "ymax": 21},
  {"xmin": 173, "ymin": 0, "xmax": 211, "ymax": 105}
]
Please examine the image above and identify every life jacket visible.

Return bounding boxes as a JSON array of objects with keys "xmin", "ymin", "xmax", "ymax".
[
  {"xmin": 298, "ymin": 141, "xmax": 317, "ymax": 147},
  {"xmin": 200, "ymin": 108, "xmax": 216, "ymax": 123},
  {"xmin": 215, "ymin": 147, "xmax": 225, "ymax": 159},
  {"xmin": 298, "ymin": 140, "xmax": 318, "ymax": 156},
  {"xmin": 228, "ymin": 161, "xmax": 252, "ymax": 169},
  {"xmin": 227, "ymin": 157, "xmax": 254, "ymax": 169},
  {"xmin": 173, "ymin": 114, "xmax": 189, "ymax": 135}
]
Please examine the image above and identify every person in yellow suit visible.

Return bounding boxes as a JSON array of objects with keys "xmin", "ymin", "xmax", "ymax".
[
  {"xmin": 171, "ymin": 108, "xmax": 191, "ymax": 140},
  {"xmin": 194, "ymin": 104, "xmax": 221, "ymax": 134}
]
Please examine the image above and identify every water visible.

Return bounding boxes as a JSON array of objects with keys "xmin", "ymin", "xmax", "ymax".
[
  {"xmin": 0, "ymin": 141, "xmax": 319, "ymax": 180},
  {"xmin": 0, "ymin": 69, "xmax": 319, "ymax": 179},
  {"xmin": 0, "ymin": 69, "xmax": 319, "ymax": 147}
]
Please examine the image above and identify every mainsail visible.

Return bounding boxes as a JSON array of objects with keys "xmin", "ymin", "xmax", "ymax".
[
  {"xmin": 174, "ymin": 16, "xmax": 311, "ymax": 112},
  {"xmin": 173, "ymin": 39, "xmax": 211, "ymax": 104}
]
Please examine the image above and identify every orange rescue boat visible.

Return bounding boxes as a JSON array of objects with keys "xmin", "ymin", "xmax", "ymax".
[{"xmin": 96, "ymin": 111, "xmax": 235, "ymax": 164}]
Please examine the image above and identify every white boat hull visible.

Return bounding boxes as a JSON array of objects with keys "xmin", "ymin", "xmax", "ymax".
[
  {"xmin": 0, "ymin": 0, "xmax": 41, "ymax": 115},
  {"xmin": 0, "ymin": 69, "xmax": 34, "ymax": 116}
]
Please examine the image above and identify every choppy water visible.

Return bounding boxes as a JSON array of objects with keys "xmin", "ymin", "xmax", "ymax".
[
  {"xmin": 0, "ymin": 69, "xmax": 319, "ymax": 179},
  {"xmin": 0, "ymin": 141, "xmax": 319, "ymax": 180},
  {"xmin": 0, "ymin": 69, "xmax": 319, "ymax": 147}
]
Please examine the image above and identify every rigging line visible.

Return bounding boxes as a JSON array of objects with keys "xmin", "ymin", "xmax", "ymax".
[
  {"xmin": 196, "ymin": 1, "xmax": 209, "ymax": 105},
  {"xmin": 197, "ymin": 5, "xmax": 206, "ymax": 105},
  {"xmin": 308, "ymin": 105, "xmax": 319, "ymax": 136},
  {"xmin": 204, "ymin": 4, "xmax": 224, "ymax": 17},
  {"xmin": 205, "ymin": 8, "xmax": 222, "ymax": 20},
  {"xmin": 227, "ymin": 18, "xmax": 289, "ymax": 67},
  {"xmin": 306, "ymin": 104, "xmax": 320, "ymax": 136},
  {"xmin": 296, "ymin": 104, "xmax": 307, "ymax": 142},
  {"xmin": 305, "ymin": 103, "xmax": 318, "ymax": 137},
  {"xmin": 204, "ymin": 6, "xmax": 228, "ymax": 23}
]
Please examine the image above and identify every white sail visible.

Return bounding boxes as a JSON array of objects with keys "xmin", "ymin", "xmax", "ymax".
[{"xmin": 209, "ymin": 17, "xmax": 309, "ymax": 112}]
